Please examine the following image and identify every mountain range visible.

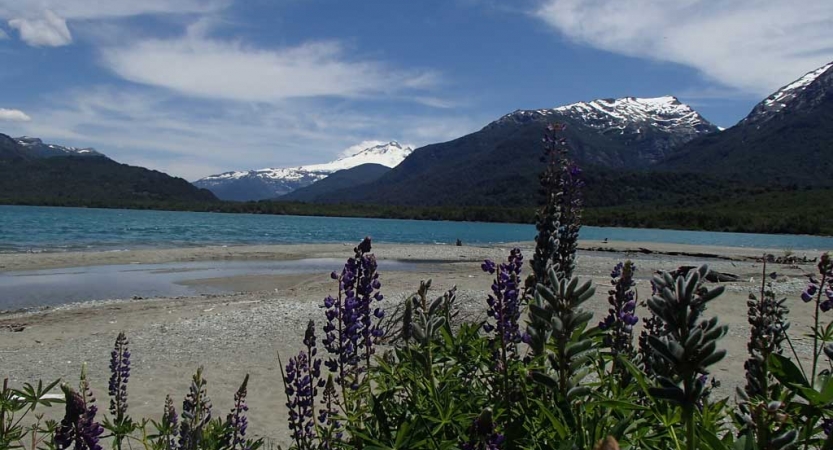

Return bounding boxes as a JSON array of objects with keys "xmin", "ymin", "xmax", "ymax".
[
  {"xmin": 2, "ymin": 59, "xmax": 831, "ymax": 233},
  {"xmin": 193, "ymin": 141, "xmax": 413, "ymax": 201},
  {"xmin": 658, "ymin": 62, "xmax": 833, "ymax": 186},
  {"xmin": 284, "ymin": 61, "xmax": 833, "ymax": 207},
  {"xmin": 0, "ymin": 134, "xmax": 216, "ymax": 205}
]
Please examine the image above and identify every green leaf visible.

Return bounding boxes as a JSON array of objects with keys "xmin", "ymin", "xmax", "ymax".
[{"xmin": 768, "ymin": 353, "xmax": 809, "ymax": 388}]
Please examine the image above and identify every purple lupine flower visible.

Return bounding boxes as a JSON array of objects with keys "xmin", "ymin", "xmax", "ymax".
[
  {"xmin": 600, "ymin": 261, "xmax": 638, "ymax": 359},
  {"xmin": 803, "ymin": 282, "xmax": 819, "ymax": 303},
  {"xmin": 56, "ymin": 368, "xmax": 104, "ymax": 450},
  {"xmin": 461, "ymin": 409, "xmax": 505, "ymax": 450},
  {"xmin": 317, "ymin": 375, "xmax": 342, "ymax": 449},
  {"xmin": 822, "ymin": 418, "xmax": 832, "ymax": 437},
  {"xmin": 226, "ymin": 375, "xmax": 251, "ymax": 450},
  {"xmin": 322, "ymin": 237, "xmax": 385, "ymax": 390},
  {"xmin": 481, "ymin": 260, "xmax": 496, "ymax": 274},
  {"xmin": 160, "ymin": 395, "xmax": 178, "ymax": 450},
  {"xmin": 179, "ymin": 367, "xmax": 212, "ymax": 450},
  {"xmin": 108, "ymin": 332, "xmax": 130, "ymax": 421},
  {"xmin": 284, "ymin": 351, "xmax": 316, "ymax": 446},
  {"xmin": 481, "ymin": 249, "xmax": 525, "ymax": 353}
]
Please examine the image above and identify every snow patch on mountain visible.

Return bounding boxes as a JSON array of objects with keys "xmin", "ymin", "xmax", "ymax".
[
  {"xmin": 763, "ymin": 62, "xmax": 832, "ymax": 110},
  {"xmin": 200, "ymin": 141, "xmax": 412, "ymax": 183},
  {"xmin": 194, "ymin": 141, "xmax": 413, "ymax": 201},
  {"xmin": 497, "ymin": 96, "xmax": 717, "ymax": 136},
  {"xmin": 15, "ymin": 136, "xmax": 103, "ymax": 157},
  {"xmin": 743, "ymin": 62, "xmax": 833, "ymax": 125}
]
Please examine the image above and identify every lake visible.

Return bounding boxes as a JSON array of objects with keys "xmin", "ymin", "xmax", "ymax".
[{"xmin": 1, "ymin": 205, "xmax": 832, "ymax": 253}]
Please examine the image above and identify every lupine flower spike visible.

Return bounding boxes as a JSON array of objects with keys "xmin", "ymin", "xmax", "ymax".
[
  {"xmin": 108, "ymin": 332, "xmax": 130, "ymax": 421},
  {"xmin": 600, "ymin": 261, "xmax": 638, "ymax": 364},
  {"xmin": 179, "ymin": 367, "xmax": 212, "ymax": 450},
  {"xmin": 226, "ymin": 374, "xmax": 251, "ymax": 450},
  {"xmin": 461, "ymin": 409, "xmax": 504, "ymax": 450},
  {"xmin": 322, "ymin": 237, "xmax": 385, "ymax": 392},
  {"xmin": 55, "ymin": 364, "xmax": 104, "ymax": 450}
]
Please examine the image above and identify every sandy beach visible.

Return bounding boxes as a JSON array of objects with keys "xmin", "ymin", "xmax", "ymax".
[{"xmin": 0, "ymin": 241, "xmax": 828, "ymax": 447}]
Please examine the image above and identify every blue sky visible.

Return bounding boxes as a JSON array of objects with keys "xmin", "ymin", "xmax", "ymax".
[{"xmin": 0, "ymin": 0, "xmax": 831, "ymax": 180}]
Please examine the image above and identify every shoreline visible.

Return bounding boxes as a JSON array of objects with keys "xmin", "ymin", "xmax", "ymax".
[
  {"xmin": 1, "ymin": 239, "xmax": 821, "ymax": 273},
  {"xmin": 0, "ymin": 241, "xmax": 828, "ymax": 447}
]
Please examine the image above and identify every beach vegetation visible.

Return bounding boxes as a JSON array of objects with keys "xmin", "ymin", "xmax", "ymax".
[{"xmin": 1, "ymin": 125, "xmax": 832, "ymax": 449}]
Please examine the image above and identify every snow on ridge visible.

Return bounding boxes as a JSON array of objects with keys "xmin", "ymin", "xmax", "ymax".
[
  {"xmin": 763, "ymin": 62, "xmax": 833, "ymax": 109},
  {"xmin": 15, "ymin": 136, "xmax": 101, "ymax": 156},
  {"xmin": 198, "ymin": 141, "xmax": 413, "ymax": 183},
  {"xmin": 499, "ymin": 95, "xmax": 713, "ymax": 134}
]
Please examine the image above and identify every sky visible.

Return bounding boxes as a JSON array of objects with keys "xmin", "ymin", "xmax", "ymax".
[{"xmin": 0, "ymin": 0, "xmax": 831, "ymax": 181}]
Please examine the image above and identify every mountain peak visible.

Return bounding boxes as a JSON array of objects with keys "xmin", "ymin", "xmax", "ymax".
[
  {"xmin": 743, "ymin": 61, "xmax": 833, "ymax": 125},
  {"xmin": 194, "ymin": 140, "xmax": 414, "ymax": 200},
  {"xmin": 496, "ymin": 95, "xmax": 717, "ymax": 137},
  {"xmin": 13, "ymin": 136, "xmax": 104, "ymax": 158}
]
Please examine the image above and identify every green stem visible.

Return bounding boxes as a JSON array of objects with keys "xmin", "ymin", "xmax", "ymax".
[
  {"xmin": 684, "ymin": 404, "xmax": 695, "ymax": 450},
  {"xmin": 812, "ymin": 272, "xmax": 827, "ymax": 385},
  {"xmin": 0, "ymin": 378, "xmax": 7, "ymax": 441}
]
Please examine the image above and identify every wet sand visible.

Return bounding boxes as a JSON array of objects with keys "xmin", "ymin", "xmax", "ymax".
[{"xmin": 0, "ymin": 241, "xmax": 827, "ymax": 447}]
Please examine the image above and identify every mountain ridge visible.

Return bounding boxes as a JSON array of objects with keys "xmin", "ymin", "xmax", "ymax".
[
  {"xmin": 194, "ymin": 141, "xmax": 413, "ymax": 201},
  {"xmin": 0, "ymin": 132, "xmax": 217, "ymax": 204},
  {"xmin": 305, "ymin": 95, "xmax": 719, "ymax": 207},
  {"xmin": 659, "ymin": 60, "xmax": 833, "ymax": 185}
]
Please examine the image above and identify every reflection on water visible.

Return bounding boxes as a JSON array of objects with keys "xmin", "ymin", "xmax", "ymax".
[{"xmin": 0, "ymin": 259, "xmax": 423, "ymax": 311}]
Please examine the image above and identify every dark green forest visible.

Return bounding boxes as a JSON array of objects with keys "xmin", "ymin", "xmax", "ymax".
[{"xmin": 3, "ymin": 185, "xmax": 831, "ymax": 235}]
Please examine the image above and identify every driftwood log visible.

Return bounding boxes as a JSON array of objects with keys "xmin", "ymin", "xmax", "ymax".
[{"xmin": 665, "ymin": 265, "xmax": 740, "ymax": 283}]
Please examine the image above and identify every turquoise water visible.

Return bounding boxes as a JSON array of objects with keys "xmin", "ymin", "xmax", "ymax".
[{"xmin": 1, "ymin": 205, "xmax": 832, "ymax": 252}]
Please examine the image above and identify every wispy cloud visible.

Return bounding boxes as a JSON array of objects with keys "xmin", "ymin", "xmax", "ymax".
[
  {"xmin": 0, "ymin": 0, "xmax": 226, "ymax": 20},
  {"xmin": 100, "ymin": 29, "xmax": 442, "ymax": 103},
  {"xmin": 535, "ymin": 0, "xmax": 833, "ymax": 95},
  {"xmin": 0, "ymin": 27, "xmax": 7, "ymax": 39},
  {"xmin": 12, "ymin": 87, "xmax": 481, "ymax": 180},
  {"xmin": 0, "ymin": 108, "xmax": 31, "ymax": 121},
  {"xmin": 8, "ymin": 10, "xmax": 72, "ymax": 47},
  {"xmin": 0, "ymin": 0, "xmax": 228, "ymax": 47}
]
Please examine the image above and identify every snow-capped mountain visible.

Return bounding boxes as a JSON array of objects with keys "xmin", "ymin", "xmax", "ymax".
[
  {"xmin": 743, "ymin": 61, "xmax": 833, "ymax": 126},
  {"xmin": 194, "ymin": 141, "xmax": 413, "ymax": 201},
  {"xmin": 492, "ymin": 95, "xmax": 719, "ymax": 166},
  {"xmin": 15, "ymin": 136, "xmax": 104, "ymax": 158},
  {"xmin": 659, "ymin": 60, "xmax": 833, "ymax": 186},
  {"xmin": 498, "ymin": 96, "xmax": 717, "ymax": 137}
]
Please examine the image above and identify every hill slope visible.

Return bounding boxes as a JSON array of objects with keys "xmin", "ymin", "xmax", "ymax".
[
  {"xmin": 322, "ymin": 96, "xmax": 719, "ymax": 206},
  {"xmin": 194, "ymin": 141, "xmax": 413, "ymax": 201},
  {"xmin": 659, "ymin": 61, "xmax": 833, "ymax": 186},
  {"xmin": 0, "ymin": 133, "xmax": 217, "ymax": 205},
  {"xmin": 279, "ymin": 164, "xmax": 391, "ymax": 202}
]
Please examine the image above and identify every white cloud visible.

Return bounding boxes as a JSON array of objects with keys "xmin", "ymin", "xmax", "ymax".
[
  {"xmin": 8, "ymin": 10, "xmax": 72, "ymax": 47},
  {"xmin": 0, "ymin": 108, "xmax": 32, "ymax": 121},
  {"xmin": 13, "ymin": 87, "xmax": 481, "ymax": 180},
  {"xmin": 0, "ymin": 0, "xmax": 228, "ymax": 47},
  {"xmin": 101, "ymin": 32, "xmax": 441, "ymax": 103},
  {"xmin": 535, "ymin": 0, "xmax": 833, "ymax": 95},
  {"xmin": 0, "ymin": 1, "xmax": 226, "ymax": 20}
]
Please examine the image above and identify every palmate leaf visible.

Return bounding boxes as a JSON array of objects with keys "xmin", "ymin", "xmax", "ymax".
[{"xmin": 768, "ymin": 353, "xmax": 810, "ymax": 388}]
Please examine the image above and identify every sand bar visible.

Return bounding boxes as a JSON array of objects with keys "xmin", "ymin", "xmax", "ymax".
[{"xmin": 0, "ymin": 241, "xmax": 828, "ymax": 447}]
